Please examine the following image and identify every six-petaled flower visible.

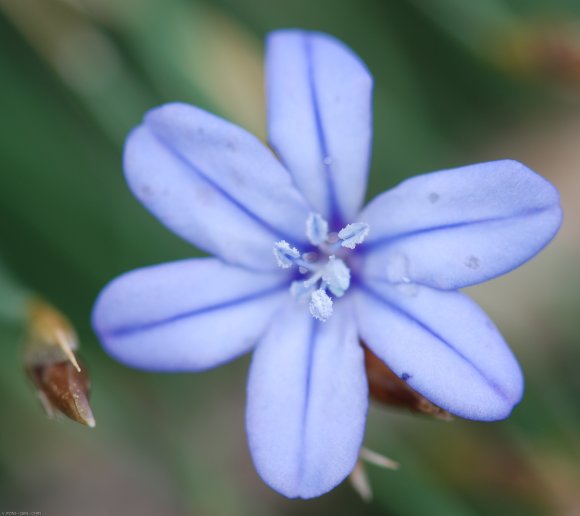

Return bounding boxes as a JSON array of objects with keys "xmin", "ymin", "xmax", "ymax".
[{"xmin": 92, "ymin": 29, "xmax": 562, "ymax": 498}]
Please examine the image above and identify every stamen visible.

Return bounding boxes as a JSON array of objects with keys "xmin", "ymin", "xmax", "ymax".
[
  {"xmin": 290, "ymin": 280, "xmax": 315, "ymax": 302},
  {"xmin": 294, "ymin": 258, "xmax": 317, "ymax": 273},
  {"xmin": 306, "ymin": 213, "xmax": 329, "ymax": 246},
  {"xmin": 273, "ymin": 240, "xmax": 300, "ymax": 268},
  {"xmin": 309, "ymin": 289, "xmax": 333, "ymax": 322},
  {"xmin": 322, "ymin": 256, "xmax": 350, "ymax": 297},
  {"xmin": 338, "ymin": 222, "xmax": 370, "ymax": 249},
  {"xmin": 275, "ymin": 215, "xmax": 369, "ymax": 321},
  {"xmin": 303, "ymin": 270, "xmax": 324, "ymax": 288}
]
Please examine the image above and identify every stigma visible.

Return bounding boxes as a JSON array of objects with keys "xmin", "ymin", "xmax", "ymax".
[{"xmin": 273, "ymin": 213, "xmax": 369, "ymax": 322}]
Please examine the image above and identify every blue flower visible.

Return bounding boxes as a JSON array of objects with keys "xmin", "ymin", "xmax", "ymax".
[{"xmin": 92, "ymin": 29, "xmax": 562, "ymax": 498}]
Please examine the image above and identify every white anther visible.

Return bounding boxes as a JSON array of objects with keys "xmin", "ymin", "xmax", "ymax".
[
  {"xmin": 322, "ymin": 256, "xmax": 351, "ymax": 297},
  {"xmin": 338, "ymin": 222, "xmax": 370, "ymax": 249},
  {"xmin": 306, "ymin": 213, "xmax": 329, "ymax": 246},
  {"xmin": 309, "ymin": 289, "xmax": 333, "ymax": 322},
  {"xmin": 273, "ymin": 240, "xmax": 300, "ymax": 268}
]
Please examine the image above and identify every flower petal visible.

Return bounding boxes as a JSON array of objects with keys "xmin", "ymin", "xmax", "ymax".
[
  {"xmin": 124, "ymin": 103, "xmax": 311, "ymax": 270},
  {"xmin": 361, "ymin": 160, "xmax": 562, "ymax": 289},
  {"xmin": 354, "ymin": 281, "xmax": 523, "ymax": 421},
  {"xmin": 92, "ymin": 258, "xmax": 288, "ymax": 371},
  {"xmin": 266, "ymin": 30, "xmax": 373, "ymax": 225},
  {"xmin": 246, "ymin": 300, "xmax": 367, "ymax": 498}
]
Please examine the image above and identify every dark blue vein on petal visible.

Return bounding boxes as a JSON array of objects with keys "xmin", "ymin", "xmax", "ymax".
[
  {"xmin": 148, "ymin": 127, "xmax": 301, "ymax": 245},
  {"xmin": 296, "ymin": 316, "xmax": 319, "ymax": 490},
  {"xmin": 303, "ymin": 34, "xmax": 342, "ymax": 227},
  {"xmin": 362, "ymin": 206, "xmax": 555, "ymax": 254},
  {"xmin": 359, "ymin": 283, "xmax": 511, "ymax": 402},
  {"xmin": 102, "ymin": 283, "xmax": 287, "ymax": 339}
]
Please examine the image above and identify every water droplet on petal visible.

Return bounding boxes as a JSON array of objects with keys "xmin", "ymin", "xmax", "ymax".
[
  {"xmin": 395, "ymin": 282, "xmax": 419, "ymax": 297},
  {"xmin": 385, "ymin": 254, "xmax": 411, "ymax": 284},
  {"xmin": 385, "ymin": 254, "xmax": 419, "ymax": 296}
]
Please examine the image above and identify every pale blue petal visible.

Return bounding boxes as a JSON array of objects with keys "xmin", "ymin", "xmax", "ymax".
[
  {"xmin": 266, "ymin": 30, "xmax": 373, "ymax": 224},
  {"xmin": 92, "ymin": 258, "xmax": 289, "ymax": 371},
  {"xmin": 124, "ymin": 103, "xmax": 311, "ymax": 270},
  {"xmin": 361, "ymin": 160, "xmax": 562, "ymax": 289},
  {"xmin": 355, "ymin": 282, "xmax": 524, "ymax": 421},
  {"xmin": 246, "ymin": 299, "xmax": 367, "ymax": 498}
]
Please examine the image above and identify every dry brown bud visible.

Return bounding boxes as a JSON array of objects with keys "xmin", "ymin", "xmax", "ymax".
[
  {"xmin": 27, "ymin": 359, "xmax": 95, "ymax": 428},
  {"xmin": 23, "ymin": 298, "xmax": 95, "ymax": 427},
  {"xmin": 363, "ymin": 343, "xmax": 452, "ymax": 421}
]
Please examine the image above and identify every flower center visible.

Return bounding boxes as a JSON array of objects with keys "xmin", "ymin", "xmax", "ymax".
[{"xmin": 273, "ymin": 213, "xmax": 369, "ymax": 322}]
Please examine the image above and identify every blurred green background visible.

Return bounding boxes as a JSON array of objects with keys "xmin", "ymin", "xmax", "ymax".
[{"xmin": 1, "ymin": 0, "xmax": 579, "ymax": 514}]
